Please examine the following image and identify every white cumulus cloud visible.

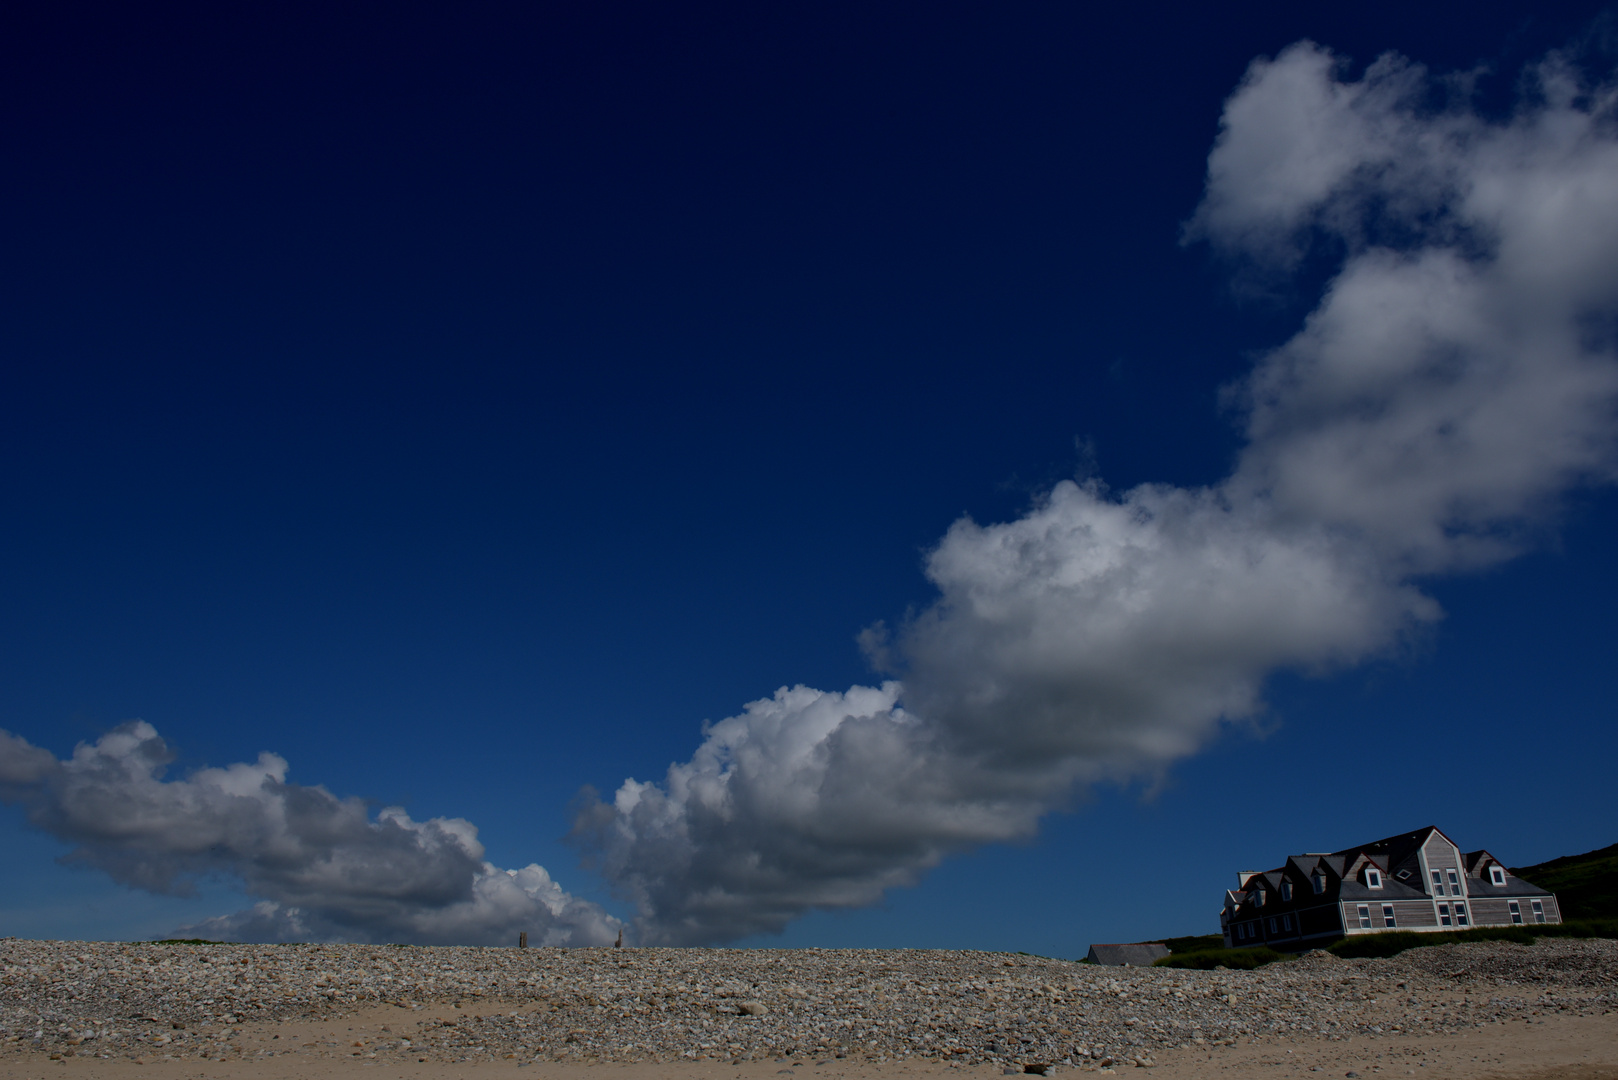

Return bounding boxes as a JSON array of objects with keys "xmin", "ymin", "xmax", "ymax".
[
  {"xmin": 0, "ymin": 723, "xmax": 618, "ymax": 946},
  {"xmin": 572, "ymin": 41, "xmax": 1618, "ymax": 945},
  {"xmin": 5, "ymin": 40, "xmax": 1615, "ymax": 950}
]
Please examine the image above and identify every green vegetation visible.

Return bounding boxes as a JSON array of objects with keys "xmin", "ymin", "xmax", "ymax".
[
  {"xmin": 1327, "ymin": 918, "xmax": 1618, "ymax": 959},
  {"xmin": 1153, "ymin": 917, "xmax": 1617, "ymax": 969},
  {"xmin": 1512, "ymin": 843, "xmax": 1618, "ymax": 920},
  {"xmin": 1157, "ymin": 934, "xmax": 1224, "ymax": 954},
  {"xmin": 1154, "ymin": 946, "xmax": 1295, "ymax": 970}
]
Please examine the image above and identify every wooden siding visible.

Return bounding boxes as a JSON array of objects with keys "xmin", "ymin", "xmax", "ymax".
[
  {"xmin": 1469, "ymin": 899, "xmax": 1515, "ymax": 925},
  {"xmin": 1542, "ymin": 897, "xmax": 1563, "ymax": 923},
  {"xmin": 1300, "ymin": 905, "xmax": 1342, "ymax": 936},
  {"xmin": 1423, "ymin": 833, "xmax": 1460, "ymax": 870},
  {"xmin": 1390, "ymin": 901, "xmax": 1438, "ymax": 928}
]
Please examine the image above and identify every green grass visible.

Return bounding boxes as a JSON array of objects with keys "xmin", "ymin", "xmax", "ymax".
[
  {"xmin": 1326, "ymin": 917, "xmax": 1618, "ymax": 959},
  {"xmin": 1512, "ymin": 843, "xmax": 1618, "ymax": 920},
  {"xmin": 1157, "ymin": 934, "xmax": 1225, "ymax": 954},
  {"xmin": 1151, "ymin": 918, "xmax": 1617, "ymax": 970},
  {"xmin": 1154, "ymin": 946, "xmax": 1295, "ymax": 970}
]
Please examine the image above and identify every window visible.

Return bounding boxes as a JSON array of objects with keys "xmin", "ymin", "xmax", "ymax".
[
  {"xmin": 1358, "ymin": 904, "xmax": 1372, "ymax": 929},
  {"xmin": 1366, "ymin": 869, "xmax": 1382, "ymax": 888},
  {"xmin": 1531, "ymin": 900, "xmax": 1545, "ymax": 924},
  {"xmin": 1447, "ymin": 869, "xmax": 1461, "ymax": 894},
  {"xmin": 1382, "ymin": 904, "xmax": 1397, "ymax": 928},
  {"xmin": 1431, "ymin": 869, "xmax": 1446, "ymax": 896},
  {"xmin": 1454, "ymin": 903, "xmax": 1468, "ymax": 927},
  {"xmin": 1437, "ymin": 903, "xmax": 1451, "ymax": 927},
  {"xmin": 1282, "ymin": 914, "xmax": 1293, "ymax": 931},
  {"xmin": 1312, "ymin": 871, "xmax": 1325, "ymax": 895},
  {"xmin": 1491, "ymin": 867, "xmax": 1507, "ymax": 886},
  {"xmin": 1395, "ymin": 868, "xmax": 1412, "ymax": 880},
  {"xmin": 1255, "ymin": 890, "xmax": 1265, "ymax": 907},
  {"xmin": 1509, "ymin": 901, "xmax": 1522, "ymax": 924},
  {"xmin": 1281, "ymin": 881, "xmax": 1292, "ymax": 902},
  {"xmin": 1268, "ymin": 917, "xmax": 1277, "ymax": 933}
]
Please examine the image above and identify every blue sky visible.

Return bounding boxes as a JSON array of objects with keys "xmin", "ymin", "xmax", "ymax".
[{"xmin": 2, "ymin": 1, "xmax": 1616, "ymax": 955}]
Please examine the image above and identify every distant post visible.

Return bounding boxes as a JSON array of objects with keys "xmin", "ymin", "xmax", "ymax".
[{"xmin": 519, "ymin": 932, "xmax": 527, "ymax": 949}]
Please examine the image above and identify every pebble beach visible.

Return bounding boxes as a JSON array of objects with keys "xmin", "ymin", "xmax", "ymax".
[{"xmin": 2, "ymin": 937, "xmax": 1614, "ymax": 1071}]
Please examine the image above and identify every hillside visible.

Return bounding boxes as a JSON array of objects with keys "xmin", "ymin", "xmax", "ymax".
[{"xmin": 1512, "ymin": 842, "xmax": 1618, "ymax": 920}]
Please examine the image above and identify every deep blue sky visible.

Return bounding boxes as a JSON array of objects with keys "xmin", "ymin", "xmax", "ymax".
[{"xmin": 3, "ymin": 1, "xmax": 1615, "ymax": 953}]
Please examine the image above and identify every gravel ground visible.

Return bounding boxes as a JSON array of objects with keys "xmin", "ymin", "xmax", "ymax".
[{"xmin": 1, "ymin": 937, "xmax": 1613, "ymax": 1070}]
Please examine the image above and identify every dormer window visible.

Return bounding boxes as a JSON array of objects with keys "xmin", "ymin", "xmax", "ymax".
[
  {"xmin": 1490, "ymin": 866, "xmax": 1506, "ymax": 886},
  {"xmin": 1311, "ymin": 871, "xmax": 1325, "ymax": 895},
  {"xmin": 1365, "ymin": 868, "xmax": 1383, "ymax": 888},
  {"xmin": 1280, "ymin": 881, "xmax": 1292, "ymax": 902}
]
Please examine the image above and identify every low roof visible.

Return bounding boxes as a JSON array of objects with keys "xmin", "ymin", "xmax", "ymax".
[{"xmin": 1086, "ymin": 942, "xmax": 1171, "ymax": 967}]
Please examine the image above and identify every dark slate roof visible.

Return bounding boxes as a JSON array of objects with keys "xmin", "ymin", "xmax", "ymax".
[
  {"xmin": 1335, "ymin": 825, "xmax": 1442, "ymax": 872},
  {"xmin": 1086, "ymin": 943, "xmax": 1171, "ymax": 967},
  {"xmin": 1460, "ymin": 876, "xmax": 1555, "ymax": 899},
  {"xmin": 1339, "ymin": 878, "xmax": 1429, "ymax": 901}
]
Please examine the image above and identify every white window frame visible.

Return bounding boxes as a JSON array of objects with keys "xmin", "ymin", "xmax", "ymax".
[
  {"xmin": 1509, "ymin": 900, "xmax": 1522, "ymax": 924},
  {"xmin": 1431, "ymin": 869, "xmax": 1446, "ymax": 896},
  {"xmin": 1437, "ymin": 903, "xmax": 1451, "ymax": 926},
  {"xmin": 1490, "ymin": 866, "xmax": 1507, "ymax": 886},
  {"xmin": 1312, "ymin": 871, "xmax": 1325, "ymax": 895},
  {"xmin": 1531, "ymin": 899, "xmax": 1545, "ymax": 923},
  {"xmin": 1446, "ymin": 869, "xmax": 1462, "ymax": 895},
  {"xmin": 1282, "ymin": 913, "xmax": 1293, "ymax": 932},
  {"xmin": 1366, "ymin": 868, "xmax": 1382, "ymax": 888},
  {"xmin": 1382, "ymin": 904, "xmax": 1397, "ymax": 928},
  {"xmin": 1280, "ymin": 881, "xmax": 1292, "ymax": 902},
  {"xmin": 1453, "ymin": 902, "xmax": 1468, "ymax": 927},
  {"xmin": 1357, "ymin": 904, "xmax": 1372, "ymax": 929},
  {"xmin": 1268, "ymin": 917, "xmax": 1277, "ymax": 933}
]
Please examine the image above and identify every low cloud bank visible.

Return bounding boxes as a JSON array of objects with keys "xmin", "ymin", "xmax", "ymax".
[
  {"xmin": 571, "ymin": 42, "xmax": 1618, "ymax": 945},
  {"xmin": 0, "ymin": 722, "xmax": 618, "ymax": 945}
]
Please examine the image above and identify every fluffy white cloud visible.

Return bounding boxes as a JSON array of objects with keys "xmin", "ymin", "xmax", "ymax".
[
  {"xmin": 0, "ymin": 723, "xmax": 619, "ymax": 946},
  {"xmin": 6, "ymin": 40, "xmax": 1614, "ymax": 950},
  {"xmin": 573, "ymin": 42, "xmax": 1618, "ymax": 945}
]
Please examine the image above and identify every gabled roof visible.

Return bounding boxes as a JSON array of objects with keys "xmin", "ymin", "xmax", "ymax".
[
  {"xmin": 1086, "ymin": 943, "xmax": 1170, "ymax": 967},
  {"xmin": 1335, "ymin": 825, "xmax": 1456, "ymax": 872}
]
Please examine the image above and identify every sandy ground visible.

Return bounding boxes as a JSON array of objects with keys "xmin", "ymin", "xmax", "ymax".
[{"xmin": 3, "ymin": 1007, "xmax": 1612, "ymax": 1080}]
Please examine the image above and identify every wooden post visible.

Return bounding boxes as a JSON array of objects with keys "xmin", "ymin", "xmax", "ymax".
[{"xmin": 518, "ymin": 932, "xmax": 527, "ymax": 949}]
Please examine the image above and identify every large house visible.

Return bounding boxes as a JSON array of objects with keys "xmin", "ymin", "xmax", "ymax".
[{"xmin": 1221, "ymin": 826, "xmax": 1561, "ymax": 951}]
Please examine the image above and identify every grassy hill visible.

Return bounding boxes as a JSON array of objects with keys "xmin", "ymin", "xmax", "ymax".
[{"xmin": 1513, "ymin": 842, "xmax": 1618, "ymax": 920}]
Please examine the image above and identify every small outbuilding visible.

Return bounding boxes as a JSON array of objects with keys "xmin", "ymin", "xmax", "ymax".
[{"xmin": 1085, "ymin": 942, "xmax": 1170, "ymax": 967}]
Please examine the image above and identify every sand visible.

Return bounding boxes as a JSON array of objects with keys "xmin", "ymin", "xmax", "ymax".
[{"xmin": 2, "ymin": 1006, "xmax": 1612, "ymax": 1080}]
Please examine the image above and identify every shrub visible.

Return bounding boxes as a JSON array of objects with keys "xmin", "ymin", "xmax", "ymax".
[
  {"xmin": 1158, "ymin": 934, "xmax": 1225, "ymax": 954},
  {"xmin": 1327, "ymin": 918, "xmax": 1618, "ymax": 960},
  {"xmin": 1154, "ymin": 947, "xmax": 1293, "ymax": 970}
]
